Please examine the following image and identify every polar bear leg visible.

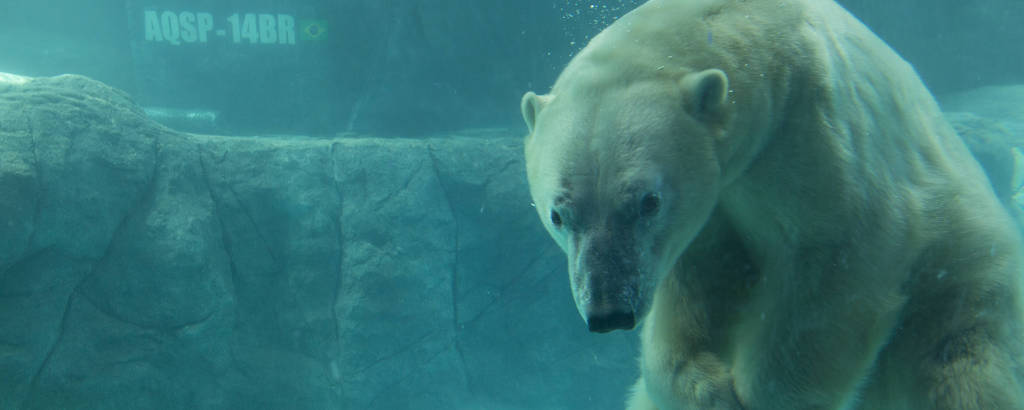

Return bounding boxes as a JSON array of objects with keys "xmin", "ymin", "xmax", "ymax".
[
  {"xmin": 924, "ymin": 328, "xmax": 1024, "ymax": 410},
  {"xmin": 627, "ymin": 353, "xmax": 745, "ymax": 410},
  {"xmin": 626, "ymin": 378, "xmax": 657, "ymax": 410}
]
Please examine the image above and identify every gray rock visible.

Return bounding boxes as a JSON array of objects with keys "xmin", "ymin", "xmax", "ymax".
[
  {"xmin": 0, "ymin": 73, "xmax": 637, "ymax": 410},
  {"xmin": 941, "ymin": 86, "xmax": 1024, "ymax": 214},
  {"xmin": 945, "ymin": 112, "xmax": 1015, "ymax": 199},
  {"xmin": 941, "ymin": 85, "xmax": 1024, "ymax": 143},
  {"xmin": 6, "ymin": 72, "xmax": 1020, "ymax": 410}
]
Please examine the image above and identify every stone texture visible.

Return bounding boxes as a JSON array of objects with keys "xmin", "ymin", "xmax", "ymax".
[
  {"xmin": 0, "ymin": 74, "xmax": 637, "ymax": 410},
  {"xmin": 2, "ymin": 73, "xmax": 1022, "ymax": 410},
  {"xmin": 940, "ymin": 86, "xmax": 1024, "ymax": 210},
  {"xmin": 941, "ymin": 85, "xmax": 1024, "ymax": 141}
]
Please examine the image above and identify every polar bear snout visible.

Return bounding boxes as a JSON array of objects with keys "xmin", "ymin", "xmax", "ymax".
[
  {"xmin": 571, "ymin": 267, "xmax": 641, "ymax": 333},
  {"xmin": 571, "ymin": 235, "xmax": 644, "ymax": 333},
  {"xmin": 585, "ymin": 304, "xmax": 636, "ymax": 333}
]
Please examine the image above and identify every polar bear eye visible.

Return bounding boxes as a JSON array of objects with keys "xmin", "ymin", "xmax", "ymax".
[
  {"xmin": 640, "ymin": 192, "xmax": 661, "ymax": 217},
  {"xmin": 550, "ymin": 209, "xmax": 563, "ymax": 228}
]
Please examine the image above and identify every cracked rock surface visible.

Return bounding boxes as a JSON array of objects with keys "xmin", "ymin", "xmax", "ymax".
[
  {"xmin": 4, "ymin": 74, "xmax": 1018, "ymax": 410},
  {"xmin": 0, "ymin": 74, "xmax": 638, "ymax": 409}
]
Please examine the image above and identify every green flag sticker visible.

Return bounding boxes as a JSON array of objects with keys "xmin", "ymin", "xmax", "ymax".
[{"xmin": 299, "ymin": 20, "xmax": 328, "ymax": 41}]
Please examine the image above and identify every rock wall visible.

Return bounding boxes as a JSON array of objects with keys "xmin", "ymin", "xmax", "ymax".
[
  {"xmin": 0, "ymin": 74, "xmax": 637, "ymax": 410},
  {"xmin": 2, "ymin": 73, "xmax": 1022, "ymax": 410}
]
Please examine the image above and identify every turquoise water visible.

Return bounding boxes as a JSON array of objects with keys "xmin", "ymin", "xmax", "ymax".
[{"xmin": 0, "ymin": 1, "xmax": 1022, "ymax": 409}]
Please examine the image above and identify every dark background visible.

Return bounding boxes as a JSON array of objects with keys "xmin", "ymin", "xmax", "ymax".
[{"xmin": 0, "ymin": 0, "xmax": 1021, "ymax": 137}]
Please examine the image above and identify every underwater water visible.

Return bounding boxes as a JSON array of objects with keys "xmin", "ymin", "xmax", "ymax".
[{"xmin": 0, "ymin": 1, "xmax": 1022, "ymax": 409}]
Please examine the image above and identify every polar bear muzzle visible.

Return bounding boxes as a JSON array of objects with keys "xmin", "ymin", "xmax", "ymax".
[{"xmin": 570, "ymin": 231, "xmax": 643, "ymax": 333}]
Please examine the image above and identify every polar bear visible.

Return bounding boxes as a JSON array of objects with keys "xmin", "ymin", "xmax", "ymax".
[{"xmin": 520, "ymin": 0, "xmax": 1024, "ymax": 408}]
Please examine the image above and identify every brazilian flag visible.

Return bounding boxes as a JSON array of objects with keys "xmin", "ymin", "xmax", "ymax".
[{"xmin": 299, "ymin": 20, "xmax": 328, "ymax": 41}]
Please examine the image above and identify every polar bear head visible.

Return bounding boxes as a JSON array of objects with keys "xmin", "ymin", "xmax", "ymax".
[{"xmin": 521, "ymin": 64, "xmax": 731, "ymax": 332}]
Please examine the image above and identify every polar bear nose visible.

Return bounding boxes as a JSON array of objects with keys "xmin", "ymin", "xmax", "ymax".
[{"xmin": 585, "ymin": 306, "xmax": 635, "ymax": 333}]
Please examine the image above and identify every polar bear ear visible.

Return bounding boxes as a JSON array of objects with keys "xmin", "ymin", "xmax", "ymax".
[
  {"xmin": 680, "ymin": 69, "xmax": 729, "ymax": 119},
  {"xmin": 521, "ymin": 91, "xmax": 553, "ymax": 135}
]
